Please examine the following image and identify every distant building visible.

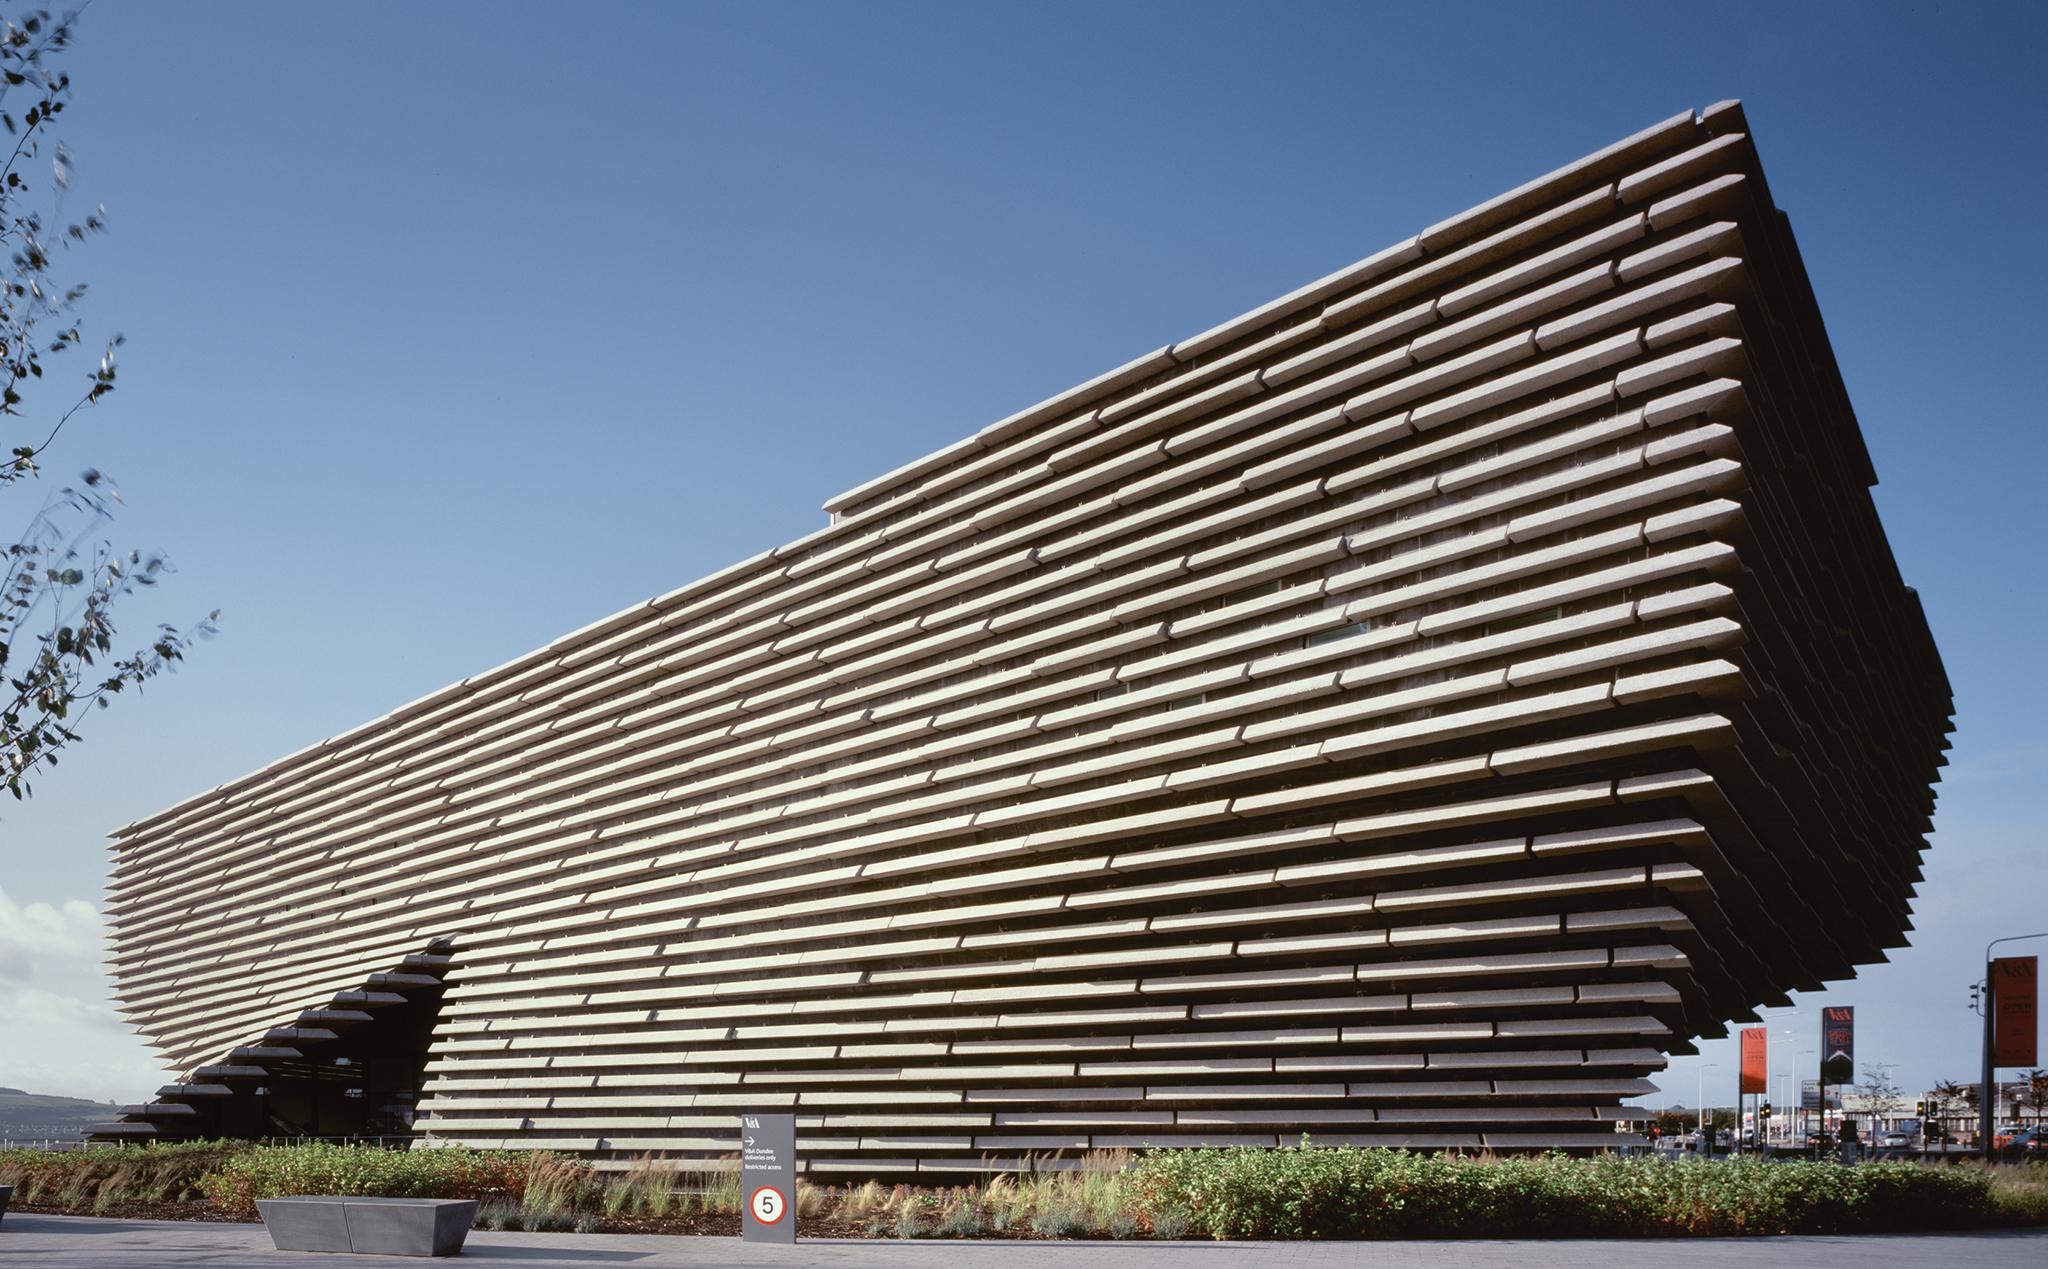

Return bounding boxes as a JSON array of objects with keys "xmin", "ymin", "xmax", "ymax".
[
  {"xmin": 1925, "ymin": 1081, "xmax": 2045, "ymax": 1144},
  {"xmin": 94, "ymin": 102, "xmax": 1950, "ymax": 1170}
]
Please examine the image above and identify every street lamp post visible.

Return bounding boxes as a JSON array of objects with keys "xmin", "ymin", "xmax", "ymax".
[
  {"xmin": 1870, "ymin": 1060, "xmax": 1899, "ymax": 1148},
  {"xmin": 1775, "ymin": 1026, "xmax": 1797, "ymax": 1147},
  {"xmin": 1981, "ymin": 932, "xmax": 2048, "ymax": 1161},
  {"xmin": 1698, "ymin": 1061, "xmax": 1718, "ymax": 1159},
  {"xmin": 1796, "ymin": 1048, "xmax": 1815, "ymax": 1149},
  {"xmin": 1765, "ymin": 1041, "xmax": 1776, "ymax": 1149}
]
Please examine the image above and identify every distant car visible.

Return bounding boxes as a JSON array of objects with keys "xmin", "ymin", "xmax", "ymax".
[
  {"xmin": 1993, "ymin": 1125, "xmax": 2030, "ymax": 1148},
  {"xmin": 1879, "ymin": 1131, "xmax": 1913, "ymax": 1148},
  {"xmin": 2001, "ymin": 1127, "xmax": 2048, "ymax": 1152}
]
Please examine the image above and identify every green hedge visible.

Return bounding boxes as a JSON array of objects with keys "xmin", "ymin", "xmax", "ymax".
[
  {"xmin": 1128, "ymin": 1146, "xmax": 2024, "ymax": 1239},
  {"xmin": 199, "ymin": 1143, "xmax": 537, "ymax": 1215}
]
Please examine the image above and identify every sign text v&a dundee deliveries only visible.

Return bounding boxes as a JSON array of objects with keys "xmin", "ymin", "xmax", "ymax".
[{"xmin": 741, "ymin": 1113, "xmax": 797, "ymax": 1244}]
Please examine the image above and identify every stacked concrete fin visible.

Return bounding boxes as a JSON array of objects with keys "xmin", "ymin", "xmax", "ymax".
[{"xmin": 99, "ymin": 102, "xmax": 1950, "ymax": 1171}]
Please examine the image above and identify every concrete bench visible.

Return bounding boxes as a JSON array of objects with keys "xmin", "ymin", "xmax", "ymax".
[{"xmin": 256, "ymin": 1197, "xmax": 477, "ymax": 1257}]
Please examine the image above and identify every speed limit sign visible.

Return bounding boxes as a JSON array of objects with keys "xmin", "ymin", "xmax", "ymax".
[
  {"xmin": 740, "ymin": 1112, "xmax": 796, "ymax": 1243},
  {"xmin": 750, "ymin": 1185, "xmax": 787, "ymax": 1225}
]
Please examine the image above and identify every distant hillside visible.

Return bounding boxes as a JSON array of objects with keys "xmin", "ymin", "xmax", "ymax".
[{"xmin": 0, "ymin": 1087, "xmax": 121, "ymax": 1142}]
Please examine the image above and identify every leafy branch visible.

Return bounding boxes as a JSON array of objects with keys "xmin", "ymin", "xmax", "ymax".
[{"xmin": 1, "ymin": 5, "xmax": 213, "ymax": 806}]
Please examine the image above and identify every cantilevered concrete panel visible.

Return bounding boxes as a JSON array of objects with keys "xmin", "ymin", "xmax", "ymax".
[{"xmin": 97, "ymin": 103, "xmax": 1950, "ymax": 1168}]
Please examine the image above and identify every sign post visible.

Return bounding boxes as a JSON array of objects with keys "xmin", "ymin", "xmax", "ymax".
[
  {"xmin": 1981, "ymin": 937, "xmax": 2048, "ymax": 1160},
  {"xmin": 740, "ymin": 1113, "xmax": 796, "ymax": 1244},
  {"xmin": 1984, "ymin": 955, "xmax": 2039, "ymax": 1160},
  {"xmin": 1820, "ymin": 1006, "xmax": 1853, "ymax": 1157},
  {"xmin": 1739, "ymin": 1028, "xmax": 1767, "ymax": 1155}
]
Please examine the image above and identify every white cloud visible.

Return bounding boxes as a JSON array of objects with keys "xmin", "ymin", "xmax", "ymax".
[
  {"xmin": 0, "ymin": 888, "xmax": 101, "ymax": 974},
  {"xmin": 0, "ymin": 885, "xmax": 170, "ymax": 1104}
]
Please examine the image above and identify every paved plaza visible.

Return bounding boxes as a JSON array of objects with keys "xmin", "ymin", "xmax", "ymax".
[{"xmin": 3, "ymin": 1215, "xmax": 2046, "ymax": 1268}]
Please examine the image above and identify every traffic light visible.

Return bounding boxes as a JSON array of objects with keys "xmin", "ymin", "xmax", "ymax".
[
  {"xmin": 1760, "ymin": 1102, "xmax": 1772, "ymax": 1119},
  {"xmin": 1915, "ymin": 1101, "xmax": 1926, "ymax": 1116}
]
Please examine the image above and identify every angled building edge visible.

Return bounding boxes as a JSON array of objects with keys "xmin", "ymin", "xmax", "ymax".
[{"xmin": 94, "ymin": 102, "xmax": 1951, "ymax": 1171}]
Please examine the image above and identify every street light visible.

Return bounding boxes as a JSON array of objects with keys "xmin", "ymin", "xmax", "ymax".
[
  {"xmin": 1868, "ymin": 1060, "xmax": 1900, "ymax": 1148},
  {"xmin": 1796, "ymin": 1048, "xmax": 1815, "ymax": 1147},
  {"xmin": 1981, "ymin": 931, "xmax": 2048, "ymax": 1161},
  {"xmin": 1698, "ymin": 1061, "xmax": 1719, "ymax": 1158},
  {"xmin": 1774, "ymin": 1025, "xmax": 1798, "ymax": 1147}
]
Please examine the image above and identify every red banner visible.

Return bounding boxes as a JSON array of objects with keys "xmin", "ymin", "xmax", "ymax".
[
  {"xmin": 1994, "ymin": 956, "xmax": 2038, "ymax": 1067},
  {"xmin": 1739, "ymin": 1027, "xmax": 1767, "ymax": 1094}
]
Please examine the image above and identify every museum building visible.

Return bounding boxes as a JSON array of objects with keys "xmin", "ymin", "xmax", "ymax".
[{"xmin": 93, "ymin": 102, "xmax": 1951, "ymax": 1170}]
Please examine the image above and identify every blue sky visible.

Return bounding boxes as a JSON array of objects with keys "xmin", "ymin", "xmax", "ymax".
[{"xmin": 0, "ymin": 1, "xmax": 2041, "ymax": 1109}]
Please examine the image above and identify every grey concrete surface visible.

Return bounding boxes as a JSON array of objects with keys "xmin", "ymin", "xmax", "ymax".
[{"xmin": 2, "ymin": 1214, "xmax": 2047, "ymax": 1268}]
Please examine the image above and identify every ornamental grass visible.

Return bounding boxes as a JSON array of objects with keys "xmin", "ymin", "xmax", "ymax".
[{"xmin": 5, "ymin": 1139, "xmax": 2045, "ymax": 1238}]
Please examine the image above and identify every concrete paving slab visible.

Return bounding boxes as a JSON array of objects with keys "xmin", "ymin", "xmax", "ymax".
[{"xmin": 2, "ymin": 1215, "xmax": 2047, "ymax": 1269}]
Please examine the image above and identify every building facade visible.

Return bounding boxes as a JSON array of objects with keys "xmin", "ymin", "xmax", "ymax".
[{"xmin": 95, "ymin": 102, "xmax": 1950, "ymax": 1171}]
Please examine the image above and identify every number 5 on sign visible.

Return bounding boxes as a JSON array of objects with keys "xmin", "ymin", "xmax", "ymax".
[{"xmin": 751, "ymin": 1186, "xmax": 786, "ymax": 1224}]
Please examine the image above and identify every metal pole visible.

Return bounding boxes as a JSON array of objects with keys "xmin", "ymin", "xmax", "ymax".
[
  {"xmin": 1777, "ymin": 1028, "xmax": 1797, "ymax": 1147},
  {"xmin": 1798, "ymin": 1048, "xmax": 1814, "ymax": 1152},
  {"xmin": 1984, "ymin": 955, "xmax": 1998, "ymax": 1161},
  {"xmin": 1697, "ymin": 1061, "xmax": 1717, "ymax": 1158}
]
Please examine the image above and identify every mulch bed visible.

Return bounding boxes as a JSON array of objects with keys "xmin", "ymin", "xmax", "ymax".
[{"xmin": 11, "ymin": 1197, "xmax": 255, "ymax": 1223}]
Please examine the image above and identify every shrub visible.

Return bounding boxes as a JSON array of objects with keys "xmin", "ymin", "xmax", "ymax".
[
  {"xmin": 199, "ymin": 1143, "xmax": 535, "ymax": 1216},
  {"xmin": 517, "ymin": 1154, "xmax": 597, "ymax": 1230},
  {"xmin": 982, "ymin": 1173, "xmax": 1025, "ymax": 1231},
  {"xmin": 1029, "ymin": 1200, "xmax": 1091, "ymax": 1237},
  {"xmin": 895, "ymin": 1192, "xmax": 939, "ymax": 1238},
  {"xmin": 673, "ymin": 1163, "xmax": 739, "ymax": 1215},
  {"xmin": 18, "ymin": 1138, "xmax": 2047, "ymax": 1241},
  {"xmin": 0, "ymin": 1141, "xmax": 242, "ymax": 1212},
  {"xmin": 842, "ymin": 1179, "xmax": 887, "ymax": 1221},
  {"xmin": 795, "ymin": 1182, "xmax": 825, "ymax": 1218},
  {"xmin": 1127, "ymin": 1146, "xmax": 2029, "ymax": 1240},
  {"xmin": 601, "ymin": 1154, "xmax": 679, "ymax": 1217},
  {"xmin": 936, "ymin": 1202, "xmax": 984, "ymax": 1237},
  {"xmin": 1989, "ymin": 1162, "xmax": 2048, "ymax": 1224}
]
